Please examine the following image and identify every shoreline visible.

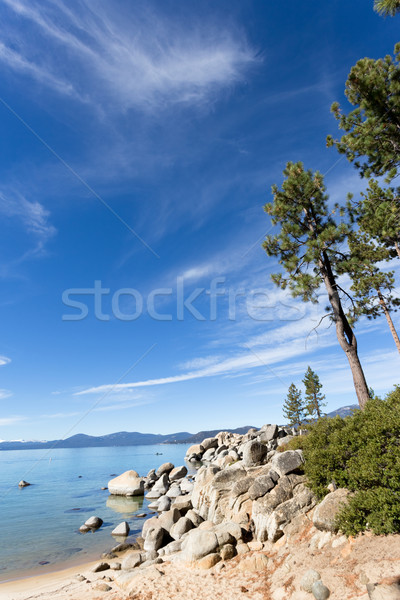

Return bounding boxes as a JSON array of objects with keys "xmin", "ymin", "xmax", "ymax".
[
  {"xmin": 0, "ymin": 559, "xmax": 99, "ymax": 600},
  {"xmin": 0, "ymin": 552, "xmax": 101, "ymax": 584}
]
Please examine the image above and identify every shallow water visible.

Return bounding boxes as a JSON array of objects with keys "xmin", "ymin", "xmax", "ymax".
[{"xmin": 0, "ymin": 444, "xmax": 192, "ymax": 579}]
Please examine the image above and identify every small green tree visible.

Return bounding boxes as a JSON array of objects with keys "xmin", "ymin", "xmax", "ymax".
[
  {"xmin": 374, "ymin": 0, "xmax": 400, "ymax": 16},
  {"xmin": 339, "ymin": 231, "xmax": 400, "ymax": 353},
  {"xmin": 327, "ymin": 42, "xmax": 400, "ymax": 181},
  {"xmin": 263, "ymin": 162, "xmax": 370, "ymax": 409},
  {"xmin": 283, "ymin": 383, "xmax": 305, "ymax": 426},
  {"xmin": 303, "ymin": 366, "xmax": 326, "ymax": 419}
]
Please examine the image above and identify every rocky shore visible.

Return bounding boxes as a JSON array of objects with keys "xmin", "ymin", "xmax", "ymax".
[{"xmin": 3, "ymin": 424, "xmax": 400, "ymax": 600}]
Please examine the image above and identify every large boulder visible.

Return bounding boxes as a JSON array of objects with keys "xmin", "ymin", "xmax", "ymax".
[
  {"xmin": 181, "ymin": 529, "xmax": 219, "ymax": 562},
  {"xmin": 192, "ymin": 464, "xmax": 250, "ymax": 524},
  {"xmin": 157, "ymin": 495, "xmax": 171, "ymax": 512},
  {"xmin": 155, "ymin": 462, "xmax": 174, "ymax": 477},
  {"xmin": 172, "ymin": 495, "xmax": 192, "ymax": 513},
  {"xmin": 146, "ymin": 468, "xmax": 157, "ymax": 481},
  {"xmin": 201, "ymin": 437, "xmax": 218, "ymax": 451},
  {"xmin": 243, "ymin": 440, "xmax": 268, "ymax": 467},
  {"xmin": 108, "ymin": 471, "xmax": 144, "ymax": 496},
  {"xmin": 313, "ymin": 488, "xmax": 350, "ymax": 532},
  {"xmin": 186, "ymin": 443, "xmax": 204, "ymax": 457},
  {"xmin": 271, "ymin": 450, "xmax": 304, "ymax": 476},
  {"xmin": 252, "ymin": 476, "xmax": 295, "ymax": 541},
  {"xmin": 169, "ymin": 516, "xmax": 193, "ymax": 540},
  {"xmin": 202, "ymin": 448, "xmax": 216, "ymax": 461},
  {"xmin": 143, "ymin": 525, "xmax": 166, "ymax": 552},
  {"xmin": 145, "ymin": 473, "xmax": 169, "ymax": 499},
  {"xmin": 248, "ymin": 475, "xmax": 275, "ymax": 500},
  {"xmin": 158, "ymin": 507, "xmax": 181, "ymax": 533},
  {"xmin": 142, "ymin": 516, "xmax": 159, "ymax": 538},
  {"xmin": 259, "ymin": 424, "xmax": 278, "ymax": 442},
  {"xmin": 214, "ymin": 521, "xmax": 243, "ymax": 542},
  {"xmin": 169, "ymin": 465, "xmax": 188, "ymax": 480},
  {"xmin": 166, "ymin": 484, "xmax": 181, "ymax": 498},
  {"xmin": 186, "ymin": 509, "xmax": 203, "ymax": 527},
  {"xmin": 122, "ymin": 552, "xmax": 144, "ymax": 570},
  {"xmin": 262, "ymin": 484, "xmax": 316, "ymax": 542}
]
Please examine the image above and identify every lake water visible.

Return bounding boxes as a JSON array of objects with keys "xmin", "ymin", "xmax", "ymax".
[{"xmin": 0, "ymin": 444, "xmax": 193, "ymax": 581}]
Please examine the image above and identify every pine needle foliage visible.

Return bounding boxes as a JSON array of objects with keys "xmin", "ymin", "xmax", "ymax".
[
  {"xmin": 303, "ymin": 366, "xmax": 326, "ymax": 418},
  {"xmin": 374, "ymin": 0, "xmax": 400, "ymax": 16},
  {"xmin": 327, "ymin": 43, "xmax": 400, "ymax": 181},
  {"xmin": 283, "ymin": 383, "xmax": 305, "ymax": 426}
]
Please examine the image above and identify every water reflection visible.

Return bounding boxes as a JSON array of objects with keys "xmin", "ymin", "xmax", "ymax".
[{"xmin": 106, "ymin": 494, "xmax": 144, "ymax": 515}]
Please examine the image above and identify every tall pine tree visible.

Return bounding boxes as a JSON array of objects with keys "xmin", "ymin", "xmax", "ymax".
[
  {"xmin": 339, "ymin": 232, "xmax": 400, "ymax": 354},
  {"xmin": 303, "ymin": 366, "xmax": 326, "ymax": 419},
  {"xmin": 283, "ymin": 383, "xmax": 305, "ymax": 426},
  {"xmin": 263, "ymin": 162, "xmax": 370, "ymax": 409}
]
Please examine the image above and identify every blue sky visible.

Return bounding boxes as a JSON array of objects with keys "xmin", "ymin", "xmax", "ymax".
[{"xmin": 0, "ymin": 0, "xmax": 399, "ymax": 441}]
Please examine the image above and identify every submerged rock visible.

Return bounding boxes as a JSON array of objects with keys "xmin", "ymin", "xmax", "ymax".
[
  {"xmin": 84, "ymin": 516, "xmax": 103, "ymax": 529},
  {"xmin": 18, "ymin": 480, "xmax": 31, "ymax": 487}
]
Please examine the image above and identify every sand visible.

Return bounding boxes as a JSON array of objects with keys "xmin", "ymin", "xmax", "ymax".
[{"xmin": 1, "ymin": 521, "xmax": 399, "ymax": 600}]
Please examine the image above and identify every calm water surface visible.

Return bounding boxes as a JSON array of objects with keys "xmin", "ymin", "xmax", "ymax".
[{"xmin": 0, "ymin": 444, "xmax": 192, "ymax": 580}]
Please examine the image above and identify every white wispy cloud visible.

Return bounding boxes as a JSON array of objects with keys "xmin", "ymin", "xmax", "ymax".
[
  {"xmin": 40, "ymin": 398, "xmax": 152, "ymax": 420},
  {"xmin": 0, "ymin": 355, "xmax": 11, "ymax": 366},
  {"xmin": 0, "ymin": 41, "xmax": 79, "ymax": 98},
  {"xmin": 0, "ymin": 389, "xmax": 12, "ymax": 400},
  {"xmin": 0, "ymin": 189, "xmax": 56, "ymax": 260},
  {"xmin": 76, "ymin": 325, "xmax": 336, "ymax": 396},
  {"xmin": 0, "ymin": 416, "xmax": 25, "ymax": 426},
  {"xmin": 0, "ymin": 0, "xmax": 258, "ymax": 112}
]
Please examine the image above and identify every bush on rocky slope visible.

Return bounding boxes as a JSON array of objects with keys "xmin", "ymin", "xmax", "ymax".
[{"xmin": 300, "ymin": 385, "xmax": 400, "ymax": 535}]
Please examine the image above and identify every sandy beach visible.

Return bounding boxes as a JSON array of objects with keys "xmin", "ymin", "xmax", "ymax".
[{"xmin": 1, "ymin": 520, "xmax": 399, "ymax": 600}]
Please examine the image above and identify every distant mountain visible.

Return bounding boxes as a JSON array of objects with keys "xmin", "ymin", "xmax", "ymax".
[
  {"xmin": 0, "ymin": 427, "xmax": 256, "ymax": 451},
  {"xmin": 0, "ymin": 406, "xmax": 358, "ymax": 451},
  {"xmin": 326, "ymin": 405, "xmax": 359, "ymax": 418},
  {"xmin": 0, "ymin": 430, "xmax": 192, "ymax": 451}
]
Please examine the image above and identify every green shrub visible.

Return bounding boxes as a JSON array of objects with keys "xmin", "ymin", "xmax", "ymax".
[
  {"xmin": 336, "ymin": 488, "xmax": 400, "ymax": 535},
  {"xmin": 301, "ymin": 386, "xmax": 400, "ymax": 535},
  {"xmin": 277, "ymin": 434, "xmax": 307, "ymax": 453}
]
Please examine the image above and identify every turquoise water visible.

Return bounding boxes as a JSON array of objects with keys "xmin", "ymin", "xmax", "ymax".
[{"xmin": 0, "ymin": 444, "xmax": 192, "ymax": 580}]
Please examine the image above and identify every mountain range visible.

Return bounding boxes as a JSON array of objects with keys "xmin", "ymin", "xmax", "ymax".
[
  {"xmin": 0, "ymin": 405, "xmax": 359, "ymax": 451},
  {"xmin": 0, "ymin": 426, "xmax": 255, "ymax": 451}
]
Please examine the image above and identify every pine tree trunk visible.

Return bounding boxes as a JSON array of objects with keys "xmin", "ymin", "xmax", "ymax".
[
  {"xmin": 378, "ymin": 290, "xmax": 400, "ymax": 354},
  {"xmin": 321, "ymin": 251, "xmax": 370, "ymax": 410},
  {"xmin": 395, "ymin": 241, "xmax": 400, "ymax": 260},
  {"xmin": 315, "ymin": 396, "xmax": 321, "ymax": 418}
]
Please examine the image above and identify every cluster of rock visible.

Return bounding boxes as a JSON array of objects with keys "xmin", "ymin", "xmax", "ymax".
[
  {"xmin": 96, "ymin": 424, "xmax": 356, "ymax": 599},
  {"xmin": 182, "ymin": 424, "xmax": 315, "ymax": 545}
]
